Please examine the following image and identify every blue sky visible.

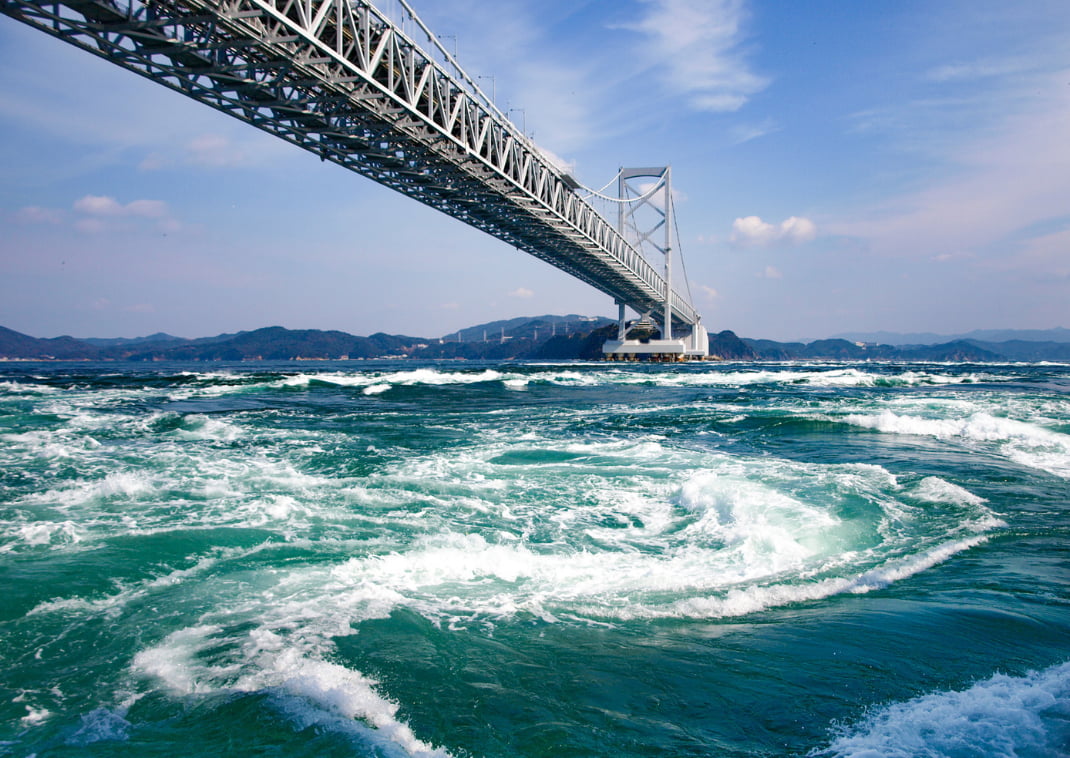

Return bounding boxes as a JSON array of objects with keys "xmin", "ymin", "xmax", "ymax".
[{"xmin": 1, "ymin": 0, "xmax": 1068, "ymax": 340}]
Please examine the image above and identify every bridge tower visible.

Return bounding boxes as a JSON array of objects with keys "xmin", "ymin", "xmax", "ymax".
[{"xmin": 602, "ymin": 167, "xmax": 708, "ymax": 360}]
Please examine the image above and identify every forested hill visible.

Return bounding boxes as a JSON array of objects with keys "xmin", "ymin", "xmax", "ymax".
[{"xmin": 3, "ymin": 322, "xmax": 1070, "ymax": 362}]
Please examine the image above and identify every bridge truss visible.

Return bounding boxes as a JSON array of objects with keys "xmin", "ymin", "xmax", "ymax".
[{"xmin": 1, "ymin": 0, "xmax": 704, "ymax": 335}]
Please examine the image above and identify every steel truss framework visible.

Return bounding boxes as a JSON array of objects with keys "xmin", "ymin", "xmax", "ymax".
[{"xmin": 2, "ymin": 0, "xmax": 702, "ymax": 330}]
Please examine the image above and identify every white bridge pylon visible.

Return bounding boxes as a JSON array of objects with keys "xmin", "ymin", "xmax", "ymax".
[
  {"xmin": 2, "ymin": 0, "xmax": 706, "ymax": 351},
  {"xmin": 600, "ymin": 166, "xmax": 708, "ymax": 360}
]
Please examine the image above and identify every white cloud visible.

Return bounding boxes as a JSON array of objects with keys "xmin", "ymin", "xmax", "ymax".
[
  {"xmin": 74, "ymin": 195, "xmax": 124, "ymax": 216},
  {"xmin": 628, "ymin": 0, "xmax": 768, "ymax": 113},
  {"xmin": 780, "ymin": 216, "xmax": 817, "ymax": 242},
  {"xmin": 731, "ymin": 216, "xmax": 816, "ymax": 247},
  {"xmin": 758, "ymin": 265, "xmax": 782, "ymax": 280},
  {"xmin": 73, "ymin": 195, "xmax": 178, "ymax": 233},
  {"xmin": 699, "ymin": 284, "xmax": 719, "ymax": 300},
  {"xmin": 509, "ymin": 287, "xmax": 535, "ymax": 299},
  {"xmin": 536, "ymin": 145, "xmax": 575, "ymax": 176}
]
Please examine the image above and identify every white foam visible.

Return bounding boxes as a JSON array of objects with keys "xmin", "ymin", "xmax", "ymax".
[
  {"xmin": 813, "ymin": 661, "xmax": 1070, "ymax": 757},
  {"xmin": 0, "ymin": 380, "xmax": 58, "ymax": 395},
  {"xmin": 267, "ymin": 366, "xmax": 993, "ymax": 393},
  {"xmin": 662, "ymin": 535, "xmax": 990, "ymax": 620},
  {"xmin": 912, "ymin": 476, "xmax": 987, "ymax": 506},
  {"xmin": 133, "ymin": 618, "xmax": 450, "ymax": 756},
  {"xmin": 281, "ymin": 368, "xmax": 504, "ymax": 390},
  {"xmin": 323, "ymin": 525, "xmax": 992, "ymax": 625},
  {"xmin": 18, "ymin": 704, "xmax": 51, "ymax": 727},
  {"xmin": 24, "ymin": 470, "xmax": 154, "ymax": 510},
  {"xmin": 12, "ymin": 520, "xmax": 83, "ymax": 549},
  {"xmin": 173, "ymin": 414, "xmax": 242, "ymax": 441},
  {"xmin": 238, "ymin": 494, "xmax": 312, "ymax": 526},
  {"xmin": 843, "ymin": 410, "xmax": 1070, "ymax": 478},
  {"xmin": 0, "ymin": 428, "xmax": 99, "ymax": 460},
  {"xmin": 320, "ymin": 435, "xmax": 1008, "ymax": 623},
  {"xmin": 133, "ymin": 624, "xmax": 225, "ymax": 695},
  {"xmin": 561, "ymin": 367, "xmax": 991, "ymax": 389},
  {"xmin": 235, "ymin": 649, "xmax": 449, "ymax": 757}
]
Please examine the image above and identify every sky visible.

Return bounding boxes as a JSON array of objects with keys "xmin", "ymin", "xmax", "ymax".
[{"xmin": 1, "ymin": 0, "xmax": 1068, "ymax": 341}]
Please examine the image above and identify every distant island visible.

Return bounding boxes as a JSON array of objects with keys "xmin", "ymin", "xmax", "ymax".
[{"xmin": 3, "ymin": 317, "xmax": 1070, "ymax": 362}]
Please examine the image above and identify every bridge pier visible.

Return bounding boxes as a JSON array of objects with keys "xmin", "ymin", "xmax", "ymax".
[{"xmin": 602, "ymin": 322, "xmax": 709, "ymax": 361}]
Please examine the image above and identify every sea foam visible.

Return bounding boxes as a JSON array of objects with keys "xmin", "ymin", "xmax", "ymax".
[
  {"xmin": 843, "ymin": 410, "xmax": 1070, "ymax": 478},
  {"xmin": 813, "ymin": 661, "xmax": 1070, "ymax": 757}
]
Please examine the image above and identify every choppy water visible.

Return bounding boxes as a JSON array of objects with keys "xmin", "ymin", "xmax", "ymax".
[{"xmin": 2, "ymin": 360, "xmax": 1069, "ymax": 757}]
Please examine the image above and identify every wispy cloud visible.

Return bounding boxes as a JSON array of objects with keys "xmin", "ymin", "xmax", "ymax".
[
  {"xmin": 926, "ymin": 56, "xmax": 1036, "ymax": 83},
  {"xmin": 731, "ymin": 216, "xmax": 816, "ymax": 247},
  {"xmin": 185, "ymin": 134, "xmax": 254, "ymax": 168},
  {"xmin": 731, "ymin": 118, "xmax": 780, "ymax": 145},
  {"xmin": 417, "ymin": 0, "xmax": 602, "ymax": 155},
  {"xmin": 509, "ymin": 287, "xmax": 535, "ymax": 299},
  {"xmin": 828, "ymin": 67, "xmax": 1070, "ymax": 275},
  {"xmin": 15, "ymin": 206, "xmax": 64, "ymax": 224},
  {"xmin": 627, "ymin": 0, "xmax": 768, "ymax": 112}
]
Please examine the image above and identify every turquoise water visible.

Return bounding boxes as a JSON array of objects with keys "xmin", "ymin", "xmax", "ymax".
[{"xmin": 2, "ymin": 360, "xmax": 1069, "ymax": 757}]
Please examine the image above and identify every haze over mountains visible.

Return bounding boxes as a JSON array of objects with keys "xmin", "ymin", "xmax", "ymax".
[{"xmin": 2, "ymin": 319, "xmax": 1070, "ymax": 362}]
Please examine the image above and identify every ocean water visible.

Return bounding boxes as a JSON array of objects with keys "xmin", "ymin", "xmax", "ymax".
[{"xmin": 2, "ymin": 359, "xmax": 1069, "ymax": 757}]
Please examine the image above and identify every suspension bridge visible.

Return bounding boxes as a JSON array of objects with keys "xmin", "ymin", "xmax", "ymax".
[{"xmin": 2, "ymin": 0, "xmax": 709, "ymax": 358}]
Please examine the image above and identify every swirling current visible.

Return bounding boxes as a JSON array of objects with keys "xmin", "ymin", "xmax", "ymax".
[{"xmin": 2, "ymin": 360, "xmax": 1069, "ymax": 757}]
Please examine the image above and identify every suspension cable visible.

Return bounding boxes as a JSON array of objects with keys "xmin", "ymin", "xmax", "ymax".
[
  {"xmin": 578, "ymin": 171, "xmax": 662, "ymax": 204},
  {"xmin": 670, "ymin": 194, "xmax": 696, "ymax": 310}
]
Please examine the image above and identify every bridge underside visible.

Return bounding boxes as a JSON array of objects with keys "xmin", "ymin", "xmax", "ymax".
[{"xmin": 2, "ymin": 0, "xmax": 704, "ymax": 335}]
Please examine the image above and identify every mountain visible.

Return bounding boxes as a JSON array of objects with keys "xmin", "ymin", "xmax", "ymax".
[
  {"xmin": 709, "ymin": 330, "xmax": 758, "ymax": 360},
  {"xmin": 833, "ymin": 327, "xmax": 1070, "ymax": 346},
  {"xmin": 114, "ymin": 327, "xmax": 428, "ymax": 361},
  {"xmin": 736, "ymin": 335, "xmax": 1005, "ymax": 362},
  {"xmin": 448, "ymin": 314, "xmax": 614, "ymax": 343},
  {"xmin": 3, "ymin": 321, "xmax": 1070, "ymax": 362},
  {"xmin": 962, "ymin": 339, "xmax": 1070, "ymax": 361},
  {"xmin": 0, "ymin": 316, "xmax": 615, "ymax": 361},
  {"xmin": 0, "ymin": 326, "xmax": 99, "ymax": 360}
]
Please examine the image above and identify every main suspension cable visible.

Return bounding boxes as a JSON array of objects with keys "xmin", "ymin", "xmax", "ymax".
[{"xmin": 671, "ymin": 194, "xmax": 696, "ymax": 310}]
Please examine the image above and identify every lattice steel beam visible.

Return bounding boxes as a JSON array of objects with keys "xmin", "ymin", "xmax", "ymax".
[{"xmin": 1, "ymin": 0, "xmax": 702, "ymax": 329}]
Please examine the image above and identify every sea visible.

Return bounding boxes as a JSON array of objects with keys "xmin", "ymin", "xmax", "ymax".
[{"xmin": 2, "ymin": 359, "xmax": 1069, "ymax": 757}]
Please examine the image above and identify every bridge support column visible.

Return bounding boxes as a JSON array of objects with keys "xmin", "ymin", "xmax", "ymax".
[{"xmin": 663, "ymin": 166, "xmax": 673, "ymax": 342}]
